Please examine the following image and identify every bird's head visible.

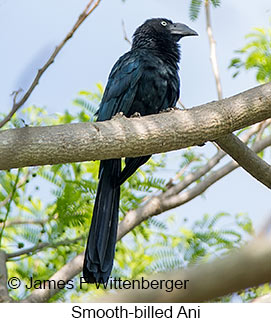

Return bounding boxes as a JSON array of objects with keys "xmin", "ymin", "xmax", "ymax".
[{"xmin": 132, "ymin": 18, "xmax": 198, "ymax": 49}]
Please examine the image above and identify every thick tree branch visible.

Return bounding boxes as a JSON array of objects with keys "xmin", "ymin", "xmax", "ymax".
[
  {"xmin": 215, "ymin": 133, "xmax": 271, "ymax": 188},
  {"xmin": 0, "ymin": 83, "xmax": 271, "ymax": 170},
  {"xmin": 0, "ymin": 0, "xmax": 101, "ymax": 129},
  {"xmin": 0, "ymin": 250, "xmax": 13, "ymax": 302},
  {"xmin": 99, "ymin": 238, "xmax": 271, "ymax": 303},
  {"xmin": 20, "ymin": 238, "xmax": 271, "ymax": 303}
]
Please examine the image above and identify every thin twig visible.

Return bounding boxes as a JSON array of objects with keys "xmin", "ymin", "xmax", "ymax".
[
  {"xmin": 0, "ymin": 219, "xmax": 47, "ymax": 228},
  {"xmin": 0, "ymin": 0, "xmax": 102, "ymax": 129},
  {"xmin": 121, "ymin": 20, "xmax": 132, "ymax": 45},
  {"xmin": 205, "ymin": 0, "xmax": 223, "ymax": 100},
  {"xmin": 177, "ymin": 98, "xmax": 186, "ymax": 109},
  {"xmin": 165, "ymin": 122, "xmax": 263, "ymax": 194},
  {"xmin": 258, "ymin": 215, "xmax": 271, "ymax": 238},
  {"xmin": 0, "ymin": 169, "xmax": 21, "ymax": 247},
  {"xmin": 0, "ymin": 169, "xmax": 31, "ymax": 209},
  {"xmin": 254, "ymin": 119, "xmax": 271, "ymax": 144},
  {"xmin": 6, "ymin": 235, "xmax": 85, "ymax": 259}
]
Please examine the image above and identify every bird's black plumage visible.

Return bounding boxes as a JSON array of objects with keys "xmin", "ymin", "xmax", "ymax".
[{"xmin": 83, "ymin": 18, "xmax": 198, "ymax": 283}]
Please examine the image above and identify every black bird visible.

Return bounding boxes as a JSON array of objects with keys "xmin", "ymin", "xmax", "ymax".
[{"xmin": 83, "ymin": 18, "xmax": 198, "ymax": 283}]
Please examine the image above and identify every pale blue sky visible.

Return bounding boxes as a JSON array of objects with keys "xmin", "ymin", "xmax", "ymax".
[{"xmin": 1, "ymin": 0, "xmax": 271, "ymax": 231}]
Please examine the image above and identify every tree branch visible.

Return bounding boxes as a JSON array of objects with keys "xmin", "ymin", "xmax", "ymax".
[
  {"xmin": 6, "ymin": 236, "xmax": 85, "ymax": 259},
  {"xmin": 215, "ymin": 133, "xmax": 271, "ymax": 188},
  {"xmin": 0, "ymin": 0, "xmax": 101, "ymax": 129},
  {"xmin": 0, "ymin": 83, "xmax": 271, "ymax": 170},
  {"xmin": 99, "ymin": 238, "xmax": 271, "ymax": 303},
  {"xmin": 0, "ymin": 169, "xmax": 31, "ymax": 209},
  {"xmin": 205, "ymin": 0, "xmax": 223, "ymax": 100},
  {"xmin": 0, "ymin": 219, "xmax": 47, "ymax": 228},
  {"xmin": 117, "ymin": 134, "xmax": 271, "ymax": 239},
  {"xmin": 252, "ymin": 293, "xmax": 271, "ymax": 303},
  {"xmin": 0, "ymin": 250, "xmax": 13, "ymax": 302},
  {"xmin": 0, "ymin": 169, "xmax": 21, "ymax": 248},
  {"xmin": 164, "ymin": 121, "xmax": 263, "ymax": 196},
  {"xmin": 121, "ymin": 20, "xmax": 132, "ymax": 45},
  {"xmin": 22, "ymin": 253, "xmax": 84, "ymax": 303}
]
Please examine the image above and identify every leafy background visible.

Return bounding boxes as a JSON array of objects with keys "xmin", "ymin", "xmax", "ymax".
[{"xmin": 0, "ymin": 0, "xmax": 271, "ymax": 302}]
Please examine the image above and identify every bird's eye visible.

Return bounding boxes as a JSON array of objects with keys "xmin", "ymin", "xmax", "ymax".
[{"xmin": 161, "ymin": 21, "xmax": 167, "ymax": 27}]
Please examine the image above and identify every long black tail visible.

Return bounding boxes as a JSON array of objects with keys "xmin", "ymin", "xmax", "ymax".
[
  {"xmin": 118, "ymin": 156, "xmax": 151, "ymax": 185},
  {"xmin": 83, "ymin": 159, "xmax": 121, "ymax": 283}
]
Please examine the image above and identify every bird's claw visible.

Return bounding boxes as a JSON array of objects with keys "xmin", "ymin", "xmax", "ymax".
[
  {"xmin": 131, "ymin": 112, "xmax": 141, "ymax": 118},
  {"xmin": 159, "ymin": 107, "xmax": 178, "ymax": 113},
  {"xmin": 112, "ymin": 112, "xmax": 124, "ymax": 119},
  {"xmin": 20, "ymin": 118, "xmax": 29, "ymax": 127},
  {"xmin": 166, "ymin": 107, "xmax": 179, "ymax": 112}
]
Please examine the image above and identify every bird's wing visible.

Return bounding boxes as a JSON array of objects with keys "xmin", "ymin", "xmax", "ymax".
[{"xmin": 97, "ymin": 52, "xmax": 144, "ymax": 121}]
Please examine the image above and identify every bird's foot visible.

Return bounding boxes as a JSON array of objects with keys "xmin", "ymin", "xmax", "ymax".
[
  {"xmin": 20, "ymin": 118, "xmax": 29, "ymax": 127},
  {"xmin": 159, "ymin": 107, "xmax": 178, "ymax": 113},
  {"xmin": 130, "ymin": 112, "xmax": 141, "ymax": 118},
  {"xmin": 112, "ymin": 112, "xmax": 124, "ymax": 119},
  {"xmin": 167, "ymin": 107, "xmax": 179, "ymax": 112}
]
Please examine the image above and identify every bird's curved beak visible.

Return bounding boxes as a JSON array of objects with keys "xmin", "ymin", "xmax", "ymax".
[{"xmin": 169, "ymin": 23, "xmax": 198, "ymax": 41}]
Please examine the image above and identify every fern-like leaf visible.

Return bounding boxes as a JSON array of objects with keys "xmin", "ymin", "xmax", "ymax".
[
  {"xmin": 210, "ymin": 0, "xmax": 221, "ymax": 8},
  {"xmin": 189, "ymin": 0, "xmax": 202, "ymax": 21}
]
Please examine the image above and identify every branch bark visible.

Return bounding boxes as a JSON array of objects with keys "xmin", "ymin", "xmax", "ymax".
[
  {"xmin": 215, "ymin": 133, "xmax": 271, "ymax": 188},
  {"xmin": 252, "ymin": 293, "xmax": 271, "ymax": 303},
  {"xmin": 99, "ymin": 238, "xmax": 271, "ymax": 303},
  {"xmin": 1, "ymin": 83, "xmax": 271, "ymax": 171},
  {"xmin": 0, "ymin": 0, "xmax": 101, "ymax": 129},
  {"xmin": 0, "ymin": 250, "xmax": 13, "ymax": 302}
]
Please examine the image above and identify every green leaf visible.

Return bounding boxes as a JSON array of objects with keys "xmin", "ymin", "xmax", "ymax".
[
  {"xmin": 189, "ymin": 0, "xmax": 202, "ymax": 21},
  {"xmin": 210, "ymin": 0, "xmax": 221, "ymax": 8}
]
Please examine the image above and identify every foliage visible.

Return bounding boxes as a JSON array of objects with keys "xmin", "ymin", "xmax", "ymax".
[
  {"xmin": 189, "ymin": 0, "xmax": 221, "ymax": 21},
  {"xmin": 229, "ymin": 25, "xmax": 271, "ymax": 83}
]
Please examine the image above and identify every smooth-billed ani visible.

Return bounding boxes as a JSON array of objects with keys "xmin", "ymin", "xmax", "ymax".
[{"xmin": 83, "ymin": 18, "xmax": 198, "ymax": 283}]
